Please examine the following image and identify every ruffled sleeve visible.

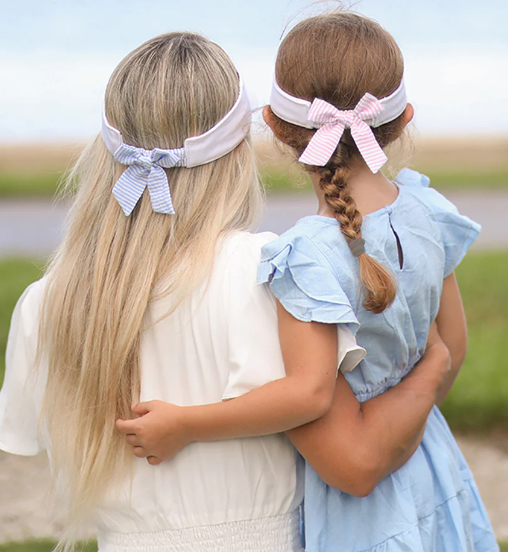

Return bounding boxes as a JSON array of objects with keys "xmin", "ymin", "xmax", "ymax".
[
  {"xmin": 0, "ymin": 280, "xmax": 45, "ymax": 456},
  {"xmin": 257, "ymin": 233, "xmax": 360, "ymax": 334},
  {"xmin": 395, "ymin": 168, "xmax": 481, "ymax": 277},
  {"xmin": 257, "ymin": 233, "xmax": 364, "ymax": 374}
]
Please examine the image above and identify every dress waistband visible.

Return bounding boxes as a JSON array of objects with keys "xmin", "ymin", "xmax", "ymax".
[{"xmin": 97, "ymin": 510, "xmax": 303, "ymax": 552}]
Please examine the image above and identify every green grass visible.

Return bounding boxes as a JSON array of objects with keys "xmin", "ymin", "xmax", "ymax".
[
  {"xmin": 261, "ymin": 167, "xmax": 508, "ymax": 194},
  {"xmin": 0, "ymin": 174, "xmax": 63, "ymax": 198},
  {"xmin": 440, "ymin": 250, "xmax": 508, "ymax": 430},
  {"xmin": 1, "ymin": 167, "xmax": 507, "ymax": 198},
  {"xmin": 0, "ymin": 251, "xmax": 507, "ymax": 430},
  {"xmin": 0, "ymin": 541, "xmax": 96, "ymax": 552}
]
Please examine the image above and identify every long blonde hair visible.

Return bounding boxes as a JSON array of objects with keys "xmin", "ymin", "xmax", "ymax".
[
  {"xmin": 39, "ymin": 32, "xmax": 261, "ymax": 542},
  {"xmin": 266, "ymin": 11, "xmax": 406, "ymax": 313}
]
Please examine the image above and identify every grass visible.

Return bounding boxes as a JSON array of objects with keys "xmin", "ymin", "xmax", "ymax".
[
  {"xmin": 440, "ymin": 250, "xmax": 508, "ymax": 430},
  {"xmin": 0, "ymin": 167, "xmax": 507, "ymax": 198},
  {"xmin": 262, "ymin": 167, "xmax": 508, "ymax": 194},
  {"xmin": 0, "ymin": 250, "xmax": 507, "ymax": 431},
  {"xmin": 0, "ymin": 174, "xmax": 63, "ymax": 198}
]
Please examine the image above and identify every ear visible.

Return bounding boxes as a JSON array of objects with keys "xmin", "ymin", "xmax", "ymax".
[
  {"xmin": 262, "ymin": 105, "xmax": 275, "ymax": 130},
  {"xmin": 262, "ymin": 104, "xmax": 299, "ymax": 146},
  {"xmin": 402, "ymin": 103, "xmax": 414, "ymax": 127}
]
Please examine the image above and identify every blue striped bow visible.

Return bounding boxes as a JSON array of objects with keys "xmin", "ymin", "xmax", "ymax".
[{"xmin": 112, "ymin": 143, "xmax": 187, "ymax": 216}]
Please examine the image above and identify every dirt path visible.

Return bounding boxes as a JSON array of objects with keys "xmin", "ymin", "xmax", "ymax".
[{"xmin": 1, "ymin": 435, "xmax": 507, "ymax": 544}]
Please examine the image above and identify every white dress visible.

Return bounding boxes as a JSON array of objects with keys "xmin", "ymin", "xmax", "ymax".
[{"xmin": 0, "ymin": 230, "xmax": 362, "ymax": 552}]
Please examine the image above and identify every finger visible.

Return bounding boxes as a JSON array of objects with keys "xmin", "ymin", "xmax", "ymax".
[
  {"xmin": 125, "ymin": 434, "xmax": 141, "ymax": 447},
  {"xmin": 132, "ymin": 446, "xmax": 147, "ymax": 459},
  {"xmin": 147, "ymin": 456, "xmax": 163, "ymax": 466},
  {"xmin": 132, "ymin": 401, "xmax": 154, "ymax": 416},
  {"xmin": 116, "ymin": 418, "xmax": 138, "ymax": 434}
]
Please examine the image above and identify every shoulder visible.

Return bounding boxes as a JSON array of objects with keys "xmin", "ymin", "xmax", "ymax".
[
  {"xmin": 394, "ymin": 168, "xmax": 481, "ymax": 276},
  {"xmin": 259, "ymin": 217, "xmax": 344, "ymax": 272},
  {"xmin": 13, "ymin": 277, "xmax": 48, "ymax": 338},
  {"xmin": 219, "ymin": 230, "xmax": 279, "ymax": 274},
  {"xmin": 256, "ymin": 221, "xmax": 359, "ymax": 331},
  {"xmin": 395, "ymin": 168, "xmax": 478, "ymax": 225}
]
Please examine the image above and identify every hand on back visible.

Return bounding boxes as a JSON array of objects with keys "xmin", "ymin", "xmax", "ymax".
[{"xmin": 116, "ymin": 400, "xmax": 190, "ymax": 465}]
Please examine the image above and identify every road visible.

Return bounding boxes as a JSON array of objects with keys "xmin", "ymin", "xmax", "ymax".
[{"xmin": 0, "ymin": 190, "xmax": 507, "ymax": 258}]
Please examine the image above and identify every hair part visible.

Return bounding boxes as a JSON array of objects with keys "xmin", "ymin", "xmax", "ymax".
[
  {"xmin": 38, "ymin": 32, "xmax": 262, "ymax": 550},
  {"xmin": 266, "ymin": 11, "xmax": 404, "ymax": 313}
]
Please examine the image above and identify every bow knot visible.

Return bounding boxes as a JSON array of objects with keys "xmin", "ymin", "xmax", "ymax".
[
  {"xmin": 299, "ymin": 93, "xmax": 388, "ymax": 173},
  {"xmin": 112, "ymin": 143, "xmax": 186, "ymax": 216}
]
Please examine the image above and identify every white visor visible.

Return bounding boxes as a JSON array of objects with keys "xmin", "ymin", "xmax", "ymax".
[
  {"xmin": 101, "ymin": 76, "xmax": 252, "ymax": 166},
  {"xmin": 270, "ymin": 77, "xmax": 407, "ymax": 130}
]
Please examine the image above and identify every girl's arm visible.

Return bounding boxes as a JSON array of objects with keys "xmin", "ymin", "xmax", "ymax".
[
  {"xmin": 433, "ymin": 272, "xmax": 467, "ymax": 405},
  {"xmin": 287, "ymin": 324, "xmax": 450, "ymax": 497},
  {"xmin": 117, "ymin": 301, "xmax": 339, "ymax": 458}
]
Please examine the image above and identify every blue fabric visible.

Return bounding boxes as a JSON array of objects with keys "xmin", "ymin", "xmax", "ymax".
[
  {"xmin": 113, "ymin": 143, "xmax": 187, "ymax": 216},
  {"xmin": 257, "ymin": 169, "xmax": 496, "ymax": 551}
]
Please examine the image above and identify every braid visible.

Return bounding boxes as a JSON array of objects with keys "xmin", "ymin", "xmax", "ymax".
[{"xmin": 317, "ymin": 152, "xmax": 397, "ymax": 314}]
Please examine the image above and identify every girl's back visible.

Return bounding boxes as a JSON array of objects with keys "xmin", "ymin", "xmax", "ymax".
[
  {"xmin": 259, "ymin": 168, "xmax": 479, "ymax": 401},
  {"xmin": 1, "ymin": 231, "xmax": 304, "ymax": 551}
]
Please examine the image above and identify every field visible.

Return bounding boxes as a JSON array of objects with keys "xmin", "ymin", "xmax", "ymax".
[{"xmin": 0, "ymin": 137, "xmax": 507, "ymax": 196}]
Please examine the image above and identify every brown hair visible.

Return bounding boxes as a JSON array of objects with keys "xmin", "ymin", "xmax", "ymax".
[{"xmin": 266, "ymin": 12, "xmax": 406, "ymax": 313}]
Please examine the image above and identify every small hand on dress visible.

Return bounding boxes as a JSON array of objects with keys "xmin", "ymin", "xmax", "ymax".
[{"xmin": 116, "ymin": 320, "xmax": 451, "ymax": 468}]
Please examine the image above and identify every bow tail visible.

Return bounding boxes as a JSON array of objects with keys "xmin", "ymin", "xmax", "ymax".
[
  {"xmin": 146, "ymin": 166, "xmax": 176, "ymax": 215},
  {"xmin": 351, "ymin": 122, "xmax": 388, "ymax": 173},
  {"xmin": 113, "ymin": 166, "xmax": 148, "ymax": 216},
  {"xmin": 299, "ymin": 123, "xmax": 345, "ymax": 166}
]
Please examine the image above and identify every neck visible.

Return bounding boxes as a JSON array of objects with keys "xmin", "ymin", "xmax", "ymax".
[{"xmin": 310, "ymin": 158, "xmax": 399, "ymax": 217}]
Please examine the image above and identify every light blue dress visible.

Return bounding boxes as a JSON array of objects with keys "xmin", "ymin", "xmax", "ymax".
[{"xmin": 257, "ymin": 169, "xmax": 498, "ymax": 552}]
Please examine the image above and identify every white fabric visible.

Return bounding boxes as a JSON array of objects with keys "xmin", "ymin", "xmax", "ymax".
[
  {"xmin": 101, "ymin": 77, "xmax": 251, "ymax": 167},
  {"xmin": 270, "ymin": 76, "xmax": 407, "ymax": 130},
  {"xmin": 0, "ymin": 230, "xmax": 363, "ymax": 550},
  {"xmin": 97, "ymin": 510, "xmax": 303, "ymax": 552}
]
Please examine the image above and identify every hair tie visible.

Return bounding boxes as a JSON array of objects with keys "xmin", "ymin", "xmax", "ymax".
[{"xmin": 349, "ymin": 238, "xmax": 366, "ymax": 257}]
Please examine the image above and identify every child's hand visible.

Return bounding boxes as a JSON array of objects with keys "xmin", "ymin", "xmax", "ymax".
[{"xmin": 116, "ymin": 401, "xmax": 191, "ymax": 465}]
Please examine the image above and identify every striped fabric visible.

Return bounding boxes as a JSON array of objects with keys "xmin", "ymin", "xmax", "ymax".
[
  {"xmin": 299, "ymin": 93, "xmax": 388, "ymax": 173},
  {"xmin": 112, "ymin": 144, "xmax": 186, "ymax": 216}
]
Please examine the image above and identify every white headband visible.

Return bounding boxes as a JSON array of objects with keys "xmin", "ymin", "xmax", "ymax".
[
  {"xmin": 270, "ymin": 77, "xmax": 407, "ymax": 130},
  {"xmin": 269, "ymin": 77, "xmax": 407, "ymax": 173},
  {"xmin": 101, "ymin": 77, "xmax": 251, "ymax": 215}
]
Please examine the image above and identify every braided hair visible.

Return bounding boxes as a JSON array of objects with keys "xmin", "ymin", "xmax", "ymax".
[{"xmin": 266, "ymin": 11, "xmax": 407, "ymax": 313}]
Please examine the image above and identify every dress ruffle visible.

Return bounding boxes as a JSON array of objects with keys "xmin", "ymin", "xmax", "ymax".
[
  {"xmin": 394, "ymin": 169, "xmax": 481, "ymax": 277},
  {"xmin": 303, "ymin": 407, "xmax": 499, "ymax": 552},
  {"xmin": 257, "ymin": 234, "xmax": 359, "ymax": 333}
]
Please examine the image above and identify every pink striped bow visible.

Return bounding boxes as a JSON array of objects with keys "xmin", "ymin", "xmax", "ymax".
[{"xmin": 299, "ymin": 93, "xmax": 388, "ymax": 173}]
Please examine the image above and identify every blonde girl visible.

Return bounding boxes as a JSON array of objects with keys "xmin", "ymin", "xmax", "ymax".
[
  {"xmin": 2, "ymin": 28, "xmax": 453, "ymax": 552},
  {"xmin": 117, "ymin": 13, "xmax": 498, "ymax": 552}
]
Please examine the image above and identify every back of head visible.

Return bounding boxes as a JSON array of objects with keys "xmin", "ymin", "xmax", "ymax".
[
  {"xmin": 39, "ymin": 32, "xmax": 260, "ymax": 548},
  {"xmin": 266, "ymin": 12, "xmax": 406, "ymax": 313}
]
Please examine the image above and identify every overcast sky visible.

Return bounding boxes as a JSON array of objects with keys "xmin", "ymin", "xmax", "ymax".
[{"xmin": 1, "ymin": 0, "xmax": 507, "ymax": 142}]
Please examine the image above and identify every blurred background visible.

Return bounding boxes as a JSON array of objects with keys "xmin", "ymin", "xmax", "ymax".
[{"xmin": 0, "ymin": 0, "xmax": 507, "ymax": 550}]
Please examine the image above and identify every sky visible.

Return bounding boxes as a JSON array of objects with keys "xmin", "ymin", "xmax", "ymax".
[{"xmin": 1, "ymin": 0, "xmax": 507, "ymax": 142}]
